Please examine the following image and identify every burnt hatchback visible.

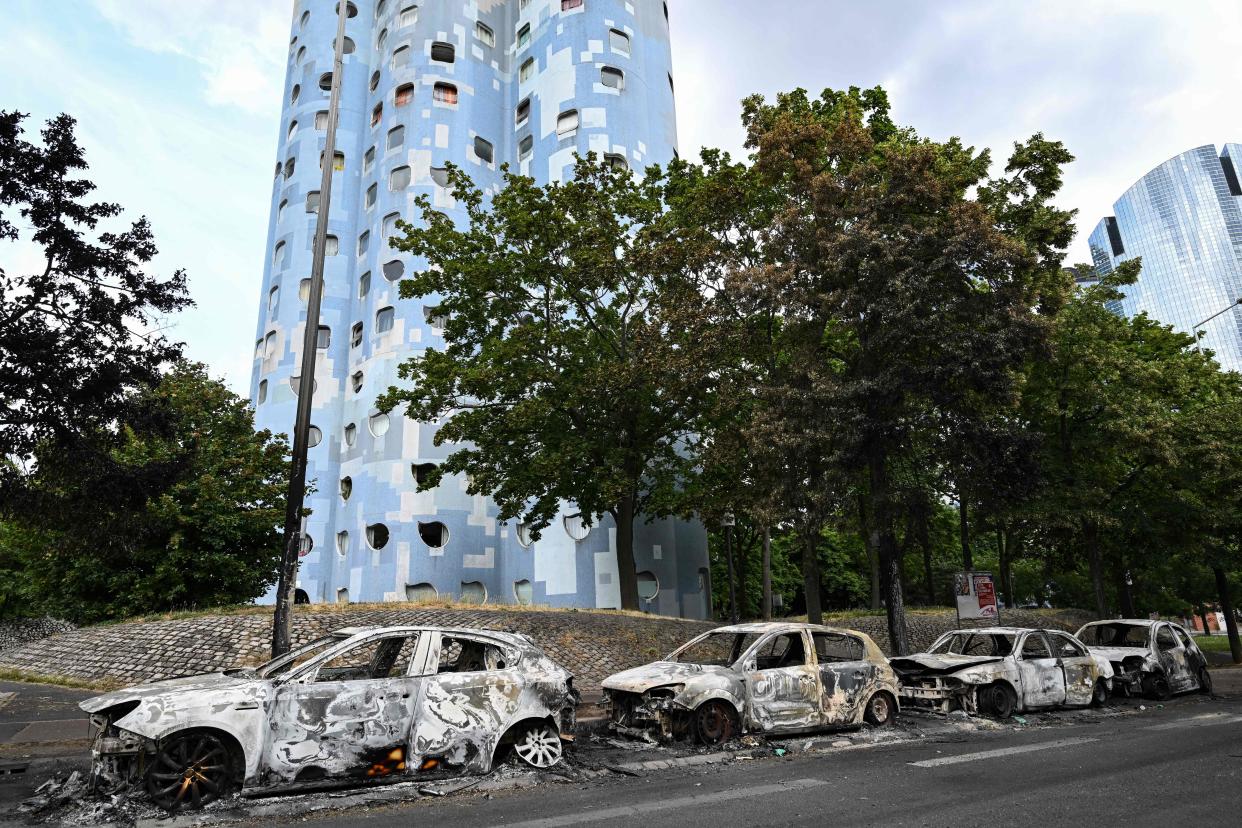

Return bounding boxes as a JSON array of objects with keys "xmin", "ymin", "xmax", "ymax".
[
  {"xmin": 601, "ymin": 622, "xmax": 899, "ymax": 745},
  {"xmin": 80, "ymin": 626, "xmax": 577, "ymax": 811},
  {"xmin": 1075, "ymin": 619, "xmax": 1212, "ymax": 699}
]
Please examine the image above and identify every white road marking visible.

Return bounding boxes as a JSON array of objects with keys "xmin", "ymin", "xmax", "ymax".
[
  {"xmin": 1143, "ymin": 713, "xmax": 1242, "ymax": 731},
  {"xmin": 910, "ymin": 737, "xmax": 1100, "ymax": 768},
  {"xmin": 497, "ymin": 778, "xmax": 830, "ymax": 827}
]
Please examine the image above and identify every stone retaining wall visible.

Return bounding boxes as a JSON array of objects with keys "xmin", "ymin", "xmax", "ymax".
[
  {"xmin": 0, "ymin": 617, "xmax": 76, "ymax": 654},
  {"xmin": 0, "ymin": 606, "xmax": 1094, "ymax": 691}
]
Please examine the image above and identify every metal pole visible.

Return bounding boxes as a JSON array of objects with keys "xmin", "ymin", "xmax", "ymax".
[
  {"xmin": 724, "ymin": 519, "xmax": 737, "ymax": 624},
  {"xmin": 272, "ymin": 0, "xmax": 350, "ymax": 658},
  {"xmin": 1192, "ymin": 298, "xmax": 1242, "ymax": 357}
]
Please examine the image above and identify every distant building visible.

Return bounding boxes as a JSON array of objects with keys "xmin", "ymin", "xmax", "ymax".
[
  {"xmin": 248, "ymin": 0, "xmax": 709, "ymax": 616},
  {"xmin": 1088, "ymin": 144, "xmax": 1242, "ymax": 371}
]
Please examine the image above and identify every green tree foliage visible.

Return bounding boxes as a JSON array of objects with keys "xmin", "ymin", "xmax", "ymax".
[
  {"xmin": 0, "ymin": 112, "xmax": 190, "ymax": 491},
  {"xmin": 0, "ymin": 364, "xmax": 289, "ymax": 623},
  {"xmin": 381, "ymin": 158, "xmax": 721, "ymax": 610}
]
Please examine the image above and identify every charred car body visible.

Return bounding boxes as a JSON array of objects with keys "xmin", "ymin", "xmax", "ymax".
[
  {"xmin": 1075, "ymin": 619, "xmax": 1212, "ymax": 699},
  {"xmin": 80, "ymin": 626, "xmax": 577, "ymax": 811},
  {"xmin": 892, "ymin": 628, "xmax": 1112, "ymax": 718},
  {"xmin": 601, "ymin": 623, "xmax": 900, "ymax": 745}
]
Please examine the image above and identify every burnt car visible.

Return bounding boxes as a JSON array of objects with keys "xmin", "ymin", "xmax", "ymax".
[
  {"xmin": 80, "ymin": 626, "xmax": 577, "ymax": 811},
  {"xmin": 601, "ymin": 622, "xmax": 899, "ymax": 745},
  {"xmin": 891, "ymin": 627, "xmax": 1113, "ymax": 718},
  {"xmin": 1075, "ymin": 619, "xmax": 1212, "ymax": 699}
]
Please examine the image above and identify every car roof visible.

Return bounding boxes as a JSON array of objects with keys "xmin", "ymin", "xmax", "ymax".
[
  {"xmin": 711, "ymin": 621, "xmax": 865, "ymax": 637},
  {"xmin": 1079, "ymin": 619, "xmax": 1160, "ymax": 627},
  {"xmin": 327, "ymin": 625, "xmax": 533, "ymax": 646},
  {"xmin": 942, "ymin": 627, "xmax": 1045, "ymax": 636}
]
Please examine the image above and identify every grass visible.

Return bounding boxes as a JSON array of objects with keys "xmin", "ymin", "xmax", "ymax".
[
  {"xmin": 0, "ymin": 666, "xmax": 122, "ymax": 692},
  {"xmin": 1194, "ymin": 634, "xmax": 1241, "ymax": 654}
]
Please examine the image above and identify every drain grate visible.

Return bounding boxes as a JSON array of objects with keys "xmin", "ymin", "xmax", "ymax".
[{"xmin": 0, "ymin": 762, "xmax": 30, "ymax": 778}]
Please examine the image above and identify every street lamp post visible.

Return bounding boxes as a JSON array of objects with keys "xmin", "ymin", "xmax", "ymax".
[
  {"xmin": 722, "ymin": 513, "xmax": 737, "ymax": 623},
  {"xmin": 1191, "ymin": 298, "xmax": 1242, "ymax": 357},
  {"xmin": 271, "ymin": 0, "xmax": 350, "ymax": 658}
]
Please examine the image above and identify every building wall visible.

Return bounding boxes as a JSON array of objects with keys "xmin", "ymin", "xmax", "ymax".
[
  {"xmin": 1088, "ymin": 144, "xmax": 1242, "ymax": 371},
  {"xmin": 249, "ymin": 0, "xmax": 709, "ymax": 618}
]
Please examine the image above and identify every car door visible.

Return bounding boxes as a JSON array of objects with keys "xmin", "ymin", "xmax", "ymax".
[
  {"xmin": 743, "ymin": 631, "xmax": 821, "ymax": 732},
  {"xmin": 1154, "ymin": 624, "xmax": 1193, "ymax": 691},
  {"xmin": 1016, "ymin": 631, "xmax": 1066, "ymax": 709},
  {"xmin": 811, "ymin": 631, "xmax": 874, "ymax": 724},
  {"xmin": 263, "ymin": 630, "xmax": 425, "ymax": 783},
  {"xmin": 408, "ymin": 632, "xmax": 525, "ymax": 775},
  {"xmin": 1049, "ymin": 631, "xmax": 1096, "ymax": 706},
  {"xmin": 1172, "ymin": 625, "xmax": 1208, "ymax": 683}
]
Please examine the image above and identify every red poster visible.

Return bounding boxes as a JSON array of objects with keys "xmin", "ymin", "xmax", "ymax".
[{"xmin": 973, "ymin": 574, "xmax": 998, "ymax": 618}]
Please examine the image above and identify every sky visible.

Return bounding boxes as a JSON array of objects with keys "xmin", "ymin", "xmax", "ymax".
[{"xmin": 5, "ymin": 0, "xmax": 1241, "ymax": 393}]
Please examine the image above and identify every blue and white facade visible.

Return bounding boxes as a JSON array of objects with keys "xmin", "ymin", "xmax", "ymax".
[
  {"xmin": 249, "ymin": 0, "xmax": 709, "ymax": 618},
  {"xmin": 1088, "ymin": 144, "xmax": 1242, "ymax": 371}
]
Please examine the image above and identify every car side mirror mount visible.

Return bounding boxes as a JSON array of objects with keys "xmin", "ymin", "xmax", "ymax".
[{"xmin": 743, "ymin": 659, "xmax": 757, "ymax": 673}]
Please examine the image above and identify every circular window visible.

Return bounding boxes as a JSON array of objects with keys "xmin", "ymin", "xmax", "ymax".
[
  {"xmin": 637, "ymin": 571, "xmax": 659, "ymax": 602},
  {"xmin": 344, "ymin": 423, "xmax": 357, "ymax": 446},
  {"xmin": 514, "ymin": 579, "xmax": 533, "ymax": 606},
  {"xmin": 383, "ymin": 260, "xmax": 404, "ymax": 281},
  {"xmin": 406, "ymin": 582, "xmax": 437, "ymax": 602},
  {"xmin": 335, "ymin": 1, "xmax": 359, "ymax": 18},
  {"xmin": 418, "ymin": 521, "xmax": 448, "ymax": 549},
  {"xmin": 369, "ymin": 412, "xmax": 390, "ymax": 437},
  {"xmin": 319, "ymin": 72, "xmax": 333, "ymax": 91},
  {"xmin": 460, "ymin": 581, "xmax": 486, "ymax": 604},
  {"xmin": 299, "ymin": 535, "xmax": 314, "ymax": 557},
  {"xmin": 336, "ymin": 531, "xmax": 349, "ymax": 556},
  {"xmin": 370, "ymin": 70, "xmax": 380, "ymax": 91},
  {"xmin": 412, "ymin": 462, "xmax": 437, "ymax": 487},
  {"xmin": 516, "ymin": 522, "xmax": 534, "ymax": 548},
  {"xmin": 307, "ymin": 426, "xmax": 322, "ymax": 447},
  {"xmin": 563, "ymin": 513, "xmax": 590, "ymax": 541},
  {"xmin": 366, "ymin": 523, "xmax": 390, "ymax": 549},
  {"xmin": 340, "ymin": 476, "xmax": 352, "ymax": 501}
]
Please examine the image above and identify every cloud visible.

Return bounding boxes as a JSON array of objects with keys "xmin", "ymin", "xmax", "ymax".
[{"xmin": 88, "ymin": 0, "xmax": 290, "ymax": 114}]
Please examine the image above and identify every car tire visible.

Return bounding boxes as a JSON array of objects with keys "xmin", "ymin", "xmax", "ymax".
[
  {"xmin": 863, "ymin": 692, "xmax": 895, "ymax": 726},
  {"xmin": 511, "ymin": 721, "xmax": 563, "ymax": 769},
  {"xmin": 1091, "ymin": 679, "xmax": 1109, "ymax": 707},
  {"xmin": 145, "ymin": 730, "xmax": 236, "ymax": 812},
  {"xmin": 693, "ymin": 699, "xmax": 739, "ymax": 747},
  {"xmin": 1142, "ymin": 672, "xmax": 1172, "ymax": 701},
  {"xmin": 978, "ymin": 682, "xmax": 1016, "ymax": 719},
  {"xmin": 1198, "ymin": 667, "xmax": 1214, "ymax": 696}
]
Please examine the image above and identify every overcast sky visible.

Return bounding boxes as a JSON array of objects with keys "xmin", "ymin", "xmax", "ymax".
[{"xmin": 6, "ymin": 0, "xmax": 1241, "ymax": 392}]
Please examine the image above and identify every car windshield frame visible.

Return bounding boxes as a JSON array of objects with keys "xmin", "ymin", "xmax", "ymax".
[
  {"xmin": 668, "ymin": 630, "xmax": 765, "ymax": 667},
  {"xmin": 254, "ymin": 634, "xmax": 350, "ymax": 679},
  {"xmin": 928, "ymin": 631, "xmax": 1017, "ymax": 657},
  {"xmin": 1075, "ymin": 622, "xmax": 1151, "ymax": 648}
]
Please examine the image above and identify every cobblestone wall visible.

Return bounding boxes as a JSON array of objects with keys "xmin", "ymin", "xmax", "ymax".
[
  {"xmin": 0, "ymin": 618, "xmax": 76, "ymax": 654},
  {"xmin": 0, "ymin": 606, "xmax": 1095, "ymax": 690}
]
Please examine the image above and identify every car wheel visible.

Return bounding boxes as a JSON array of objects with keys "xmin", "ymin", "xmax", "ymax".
[
  {"xmin": 1091, "ymin": 679, "xmax": 1110, "ymax": 707},
  {"xmin": 1141, "ymin": 672, "xmax": 1172, "ymax": 701},
  {"xmin": 1198, "ymin": 667, "xmax": 1214, "ymax": 696},
  {"xmin": 978, "ymin": 682, "xmax": 1016, "ymax": 719},
  {"xmin": 145, "ymin": 731, "xmax": 235, "ymax": 812},
  {"xmin": 512, "ymin": 721, "xmax": 563, "ymax": 769},
  {"xmin": 864, "ymin": 692, "xmax": 894, "ymax": 726},
  {"xmin": 693, "ymin": 699, "xmax": 738, "ymax": 746}
]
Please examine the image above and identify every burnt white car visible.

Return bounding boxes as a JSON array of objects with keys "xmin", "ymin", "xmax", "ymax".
[
  {"xmin": 602, "ymin": 622, "xmax": 900, "ymax": 745},
  {"xmin": 81, "ymin": 626, "xmax": 577, "ymax": 811},
  {"xmin": 892, "ymin": 627, "xmax": 1113, "ymax": 718},
  {"xmin": 1075, "ymin": 619, "xmax": 1212, "ymax": 699}
]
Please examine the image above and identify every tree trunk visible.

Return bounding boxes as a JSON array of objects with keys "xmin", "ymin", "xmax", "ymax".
[
  {"xmin": 996, "ymin": 526, "xmax": 1007, "ymax": 608},
  {"xmin": 1001, "ymin": 531, "xmax": 1017, "ymax": 608},
  {"xmin": 1085, "ymin": 521, "xmax": 1107, "ymax": 619},
  {"xmin": 869, "ymin": 453, "xmax": 909, "ymax": 655},
  {"xmin": 1198, "ymin": 604, "xmax": 1211, "ymax": 637},
  {"xmin": 1118, "ymin": 559, "xmax": 1136, "ymax": 618},
  {"xmin": 724, "ymin": 524, "xmax": 738, "ymax": 623},
  {"xmin": 959, "ymin": 490, "xmax": 973, "ymax": 570},
  {"xmin": 761, "ymin": 525, "xmax": 772, "ymax": 621},
  {"xmin": 1213, "ymin": 566, "xmax": 1242, "ymax": 665},
  {"xmin": 918, "ymin": 509, "xmax": 935, "ymax": 605},
  {"xmin": 615, "ymin": 495, "xmax": 640, "ymax": 611},
  {"xmin": 802, "ymin": 530, "xmax": 822, "ymax": 625},
  {"xmin": 859, "ymin": 499, "xmax": 881, "ymax": 610}
]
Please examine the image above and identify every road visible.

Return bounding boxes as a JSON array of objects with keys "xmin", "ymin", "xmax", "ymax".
[{"xmin": 269, "ymin": 694, "xmax": 1242, "ymax": 828}]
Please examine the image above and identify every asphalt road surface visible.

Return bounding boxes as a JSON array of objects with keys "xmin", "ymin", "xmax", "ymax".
[{"xmin": 268, "ymin": 697, "xmax": 1242, "ymax": 828}]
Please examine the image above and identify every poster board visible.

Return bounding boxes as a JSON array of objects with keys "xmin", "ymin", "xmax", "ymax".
[{"xmin": 955, "ymin": 571, "xmax": 999, "ymax": 621}]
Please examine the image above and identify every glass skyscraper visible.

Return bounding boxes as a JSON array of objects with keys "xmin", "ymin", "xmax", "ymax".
[
  {"xmin": 248, "ymin": 0, "xmax": 709, "ymax": 616},
  {"xmin": 1088, "ymin": 144, "xmax": 1242, "ymax": 371}
]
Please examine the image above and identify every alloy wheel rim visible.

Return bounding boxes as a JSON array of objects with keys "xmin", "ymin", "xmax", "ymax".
[
  {"xmin": 148, "ymin": 735, "xmax": 228, "ymax": 810},
  {"xmin": 514, "ymin": 725, "xmax": 562, "ymax": 768}
]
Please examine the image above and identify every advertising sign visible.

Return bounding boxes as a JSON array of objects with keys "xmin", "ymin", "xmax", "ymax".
[{"xmin": 955, "ymin": 571, "xmax": 999, "ymax": 620}]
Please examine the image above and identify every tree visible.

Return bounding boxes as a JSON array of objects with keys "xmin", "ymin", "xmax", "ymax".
[
  {"xmin": 1, "ymin": 364, "xmax": 289, "ymax": 623},
  {"xmin": 381, "ymin": 157, "xmax": 721, "ymax": 610},
  {"xmin": 731, "ymin": 87, "xmax": 1073, "ymax": 651},
  {"xmin": 0, "ymin": 112, "xmax": 190, "ymax": 493}
]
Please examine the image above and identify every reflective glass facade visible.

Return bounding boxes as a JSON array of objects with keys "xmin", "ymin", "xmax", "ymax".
[
  {"xmin": 1088, "ymin": 144, "xmax": 1242, "ymax": 371},
  {"xmin": 248, "ymin": 0, "xmax": 709, "ymax": 616}
]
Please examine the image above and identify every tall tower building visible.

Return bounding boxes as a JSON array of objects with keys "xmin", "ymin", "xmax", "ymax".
[
  {"xmin": 249, "ymin": 0, "xmax": 710, "ymax": 617},
  {"xmin": 1088, "ymin": 144, "xmax": 1242, "ymax": 371}
]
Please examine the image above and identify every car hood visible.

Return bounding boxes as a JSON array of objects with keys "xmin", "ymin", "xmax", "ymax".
[
  {"xmin": 890, "ymin": 654, "xmax": 1006, "ymax": 675},
  {"xmin": 1085, "ymin": 646, "xmax": 1150, "ymax": 663},
  {"xmin": 602, "ymin": 661, "xmax": 735, "ymax": 694},
  {"xmin": 80, "ymin": 671, "xmax": 267, "ymax": 714}
]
